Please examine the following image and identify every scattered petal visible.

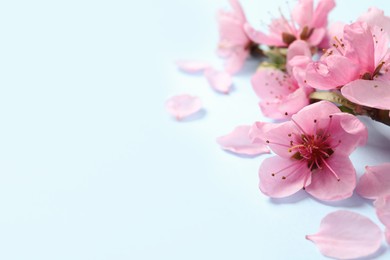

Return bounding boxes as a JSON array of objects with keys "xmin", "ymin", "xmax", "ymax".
[
  {"xmin": 356, "ymin": 163, "xmax": 390, "ymax": 200},
  {"xmin": 306, "ymin": 210, "xmax": 382, "ymax": 260},
  {"xmin": 165, "ymin": 95, "xmax": 202, "ymax": 120},
  {"xmin": 386, "ymin": 229, "xmax": 390, "ymax": 245},
  {"xmin": 176, "ymin": 60, "xmax": 211, "ymax": 73},
  {"xmin": 217, "ymin": 125, "xmax": 270, "ymax": 156},
  {"xmin": 204, "ymin": 68, "xmax": 233, "ymax": 94},
  {"xmin": 374, "ymin": 195, "xmax": 390, "ymax": 227}
]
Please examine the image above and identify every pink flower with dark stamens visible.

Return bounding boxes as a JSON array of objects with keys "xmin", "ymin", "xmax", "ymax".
[
  {"xmin": 251, "ymin": 40, "xmax": 313, "ymax": 119},
  {"xmin": 306, "ymin": 14, "xmax": 390, "ymax": 110},
  {"xmin": 244, "ymin": 0, "xmax": 335, "ymax": 48},
  {"xmin": 253, "ymin": 101, "xmax": 367, "ymax": 201},
  {"xmin": 217, "ymin": 0, "xmax": 251, "ymax": 74}
]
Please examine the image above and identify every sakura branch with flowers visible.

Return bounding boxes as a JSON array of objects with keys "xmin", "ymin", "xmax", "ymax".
[{"xmin": 168, "ymin": 0, "xmax": 390, "ymax": 259}]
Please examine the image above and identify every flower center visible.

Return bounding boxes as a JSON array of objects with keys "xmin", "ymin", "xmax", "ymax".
[
  {"xmin": 265, "ymin": 115, "xmax": 342, "ymax": 188},
  {"xmin": 290, "ymin": 132, "xmax": 334, "ymax": 171},
  {"xmin": 361, "ymin": 61, "xmax": 386, "ymax": 80}
]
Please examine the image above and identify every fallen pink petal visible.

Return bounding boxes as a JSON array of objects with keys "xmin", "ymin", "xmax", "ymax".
[
  {"xmin": 356, "ymin": 163, "xmax": 390, "ymax": 200},
  {"xmin": 374, "ymin": 195, "xmax": 390, "ymax": 227},
  {"xmin": 216, "ymin": 125, "xmax": 270, "ymax": 156},
  {"xmin": 306, "ymin": 210, "xmax": 382, "ymax": 259},
  {"xmin": 165, "ymin": 94, "xmax": 202, "ymax": 120},
  {"xmin": 176, "ymin": 60, "xmax": 211, "ymax": 73},
  {"xmin": 204, "ymin": 68, "xmax": 233, "ymax": 94},
  {"xmin": 386, "ymin": 229, "xmax": 390, "ymax": 245}
]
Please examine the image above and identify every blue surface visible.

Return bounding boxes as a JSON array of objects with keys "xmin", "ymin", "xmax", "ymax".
[{"xmin": 0, "ymin": 0, "xmax": 390, "ymax": 259}]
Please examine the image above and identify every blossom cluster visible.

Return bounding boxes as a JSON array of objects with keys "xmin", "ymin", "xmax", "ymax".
[{"xmin": 168, "ymin": 0, "xmax": 390, "ymax": 259}]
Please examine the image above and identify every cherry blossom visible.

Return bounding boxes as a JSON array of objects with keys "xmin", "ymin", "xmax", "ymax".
[
  {"xmin": 306, "ymin": 14, "xmax": 390, "ymax": 111},
  {"xmin": 254, "ymin": 101, "xmax": 367, "ymax": 200},
  {"xmin": 251, "ymin": 40, "xmax": 313, "ymax": 119},
  {"xmin": 217, "ymin": 0, "xmax": 252, "ymax": 74},
  {"xmin": 244, "ymin": 0, "xmax": 335, "ymax": 48}
]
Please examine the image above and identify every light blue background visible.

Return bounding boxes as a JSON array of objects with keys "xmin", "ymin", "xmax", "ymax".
[{"xmin": 0, "ymin": 0, "xmax": 390, "ymax": 259}]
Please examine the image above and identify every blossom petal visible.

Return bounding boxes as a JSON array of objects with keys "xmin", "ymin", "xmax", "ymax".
[
  {"xmin": 259, "ymin": 88, "xmax": 310, "ymax": 119},
  {"xmin": 218, "ymin": 13, "xmax": 248, "ymax": 48},
  {"xmin": 218, "ymin": 0, "xmax": 248, "ymax": 50},
  {"xmin": 374, "ymin": 195, "xmax": 390, "ymax": 227},
  {"xmin": 356, "ymin": 163, "xmax": 390, "ymax": 200},
  {"xmin": 216, "ymin": 125, "xmax": 270, "ymax": 156},
  {"xmin": 248, "ymin": 121, "xmax": 277, "ymax": 144},
  {"xmin": 358, "ymin": 7, "xmax": 390, "ymax": 36},
  {"xmin": 287, "ymin": 40, "xmax": 312, "ymax": 64},
  {"xmin": 341, "ymin": 79, "xmax": 390, "ymax": 110},
  {"xmin": 305, "ymin": 154, "xmax": 356, "ymax": 201},
  {"xmin": 306, "ymin": 54, "xmax": 361, "ymax": 90},
  {"xmin": 259, "ymin": 156, "xmax": 311, "ymax": 198},
  {"xmin": 228, "ymin": 0, "xmax": 246, "ymax": 20},
  {"xmin": 262, "ymin": 120, "xmax": 296, "ymax": 158},
  {"xmin": 306, "ymin": 210, "xmax": 382, "ymax": 259},
  {"xmin": 251, "ymin": 68, "xmax": 297, "ymax": 100},
  {"xmin": 204, "ymin": 68, "xmax": 232, "ymax": 94},
  {"xmin": 311, "ymin": 0, "xmax": 336, "ymax": 28},
  {"xmin": 290, "ymin": 100, "xmax": 340, "ymax": 135},
  {"xmin": 291, "ymin": 0, "xmax": 314, "ymax": 28},
  {"xmin": 223, "ymin": 48, "xmax": 249, "ymax": 74},
  {"xmin": 307, "ymin": 27, "xmax": 327, "ymax": 46},
  {"xmin": 165, "ymin": 95, "xmax": 202, "ymax": 120},
  {"xmin": 321, "ymin": 112, "xmax": 368, "ymax": 156},
  {"xmin": 244, "ymin": 23, "xmax": 285, "ymax": 46},
  {"xmin": 386, "ymin": 229, "xmax": 390, "ymax": 245},
  {"xmin": 344, "ymin": 22, "xmax": 375, "ymax": 73},
  {"xmin": 176, "ymin": 60, "xmax": 211, "ymax": 73}
]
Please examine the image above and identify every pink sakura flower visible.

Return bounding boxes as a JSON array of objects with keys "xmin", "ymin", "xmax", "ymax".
[
  {"xmin": 217, "ymin": 0, "xmax": 252, "ymax": 74},
  {"xmin": 251, "ymin": 40, "xmax": 313, "ymax": 119},
  {"xmin": 307, "ymin": 210, "xmax": 382, "ymax": 259},
  {"xmin": 244, "ymin": 0, "xmax": 335, "ymax": 48},
  {"xmin": 165, "ymin": 94, "xmax": 202, "ymax": 120},
  {"xmin": 253, "ymin": 101, "xmax": 367, "ymax": 201},
  {"xmin": 306, "ymin": 18, "xmax": 390, "ymax": 111},
  {"xmin": 216, "ymin": 124, "xmax": 270, "ymax": 156}
]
